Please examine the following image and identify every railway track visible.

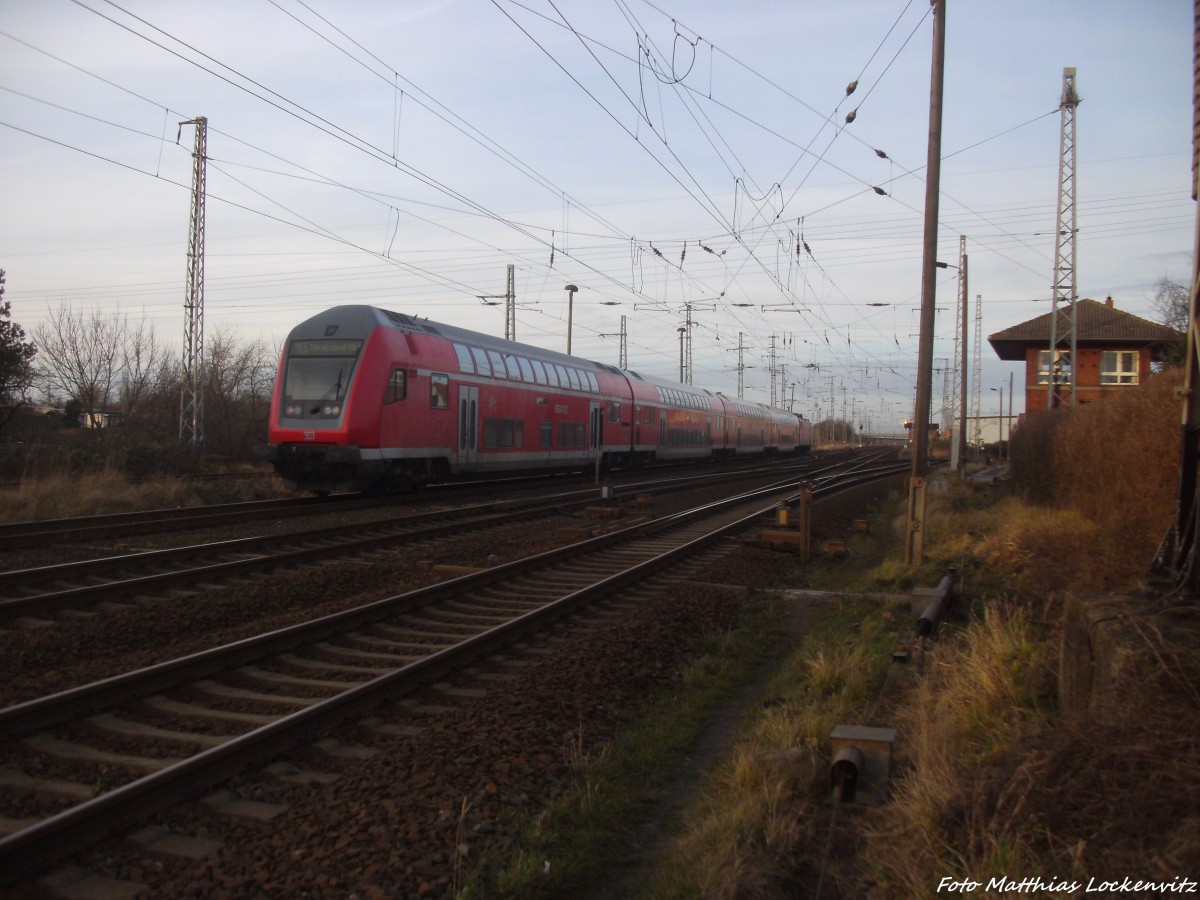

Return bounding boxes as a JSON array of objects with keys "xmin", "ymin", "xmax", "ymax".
[
  {"xmin": 0, "ymin": 458, "xmax": 838, "ymax": 626},
  {"xmin": 0, "ymin": 493, "xmax": 380, "ymax": 551},
  {"xmin": 0, "ymin": 455, "xmax": 837, "ymax": 551},
  {"xmin": 0, "ymin": 457, "xmax": 904, "ymax": 887}
]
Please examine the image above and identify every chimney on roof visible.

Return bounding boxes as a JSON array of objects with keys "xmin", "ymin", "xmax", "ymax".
[{"xmin": 1106, "ymin": 296, "xmax": 1113, "ymax": 308}]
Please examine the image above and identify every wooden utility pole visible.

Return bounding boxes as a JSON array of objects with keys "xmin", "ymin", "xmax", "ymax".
[
  {"xmin": 905, "ymin": 0, "xmax": 946, "ymax": 565},
  {"xmin": 1156, "ymin": 0, "xmax": 1200, "ymax": 596}
]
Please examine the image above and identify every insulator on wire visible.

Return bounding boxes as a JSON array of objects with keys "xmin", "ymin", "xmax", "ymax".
[
  {"xmin": 844, "ymin": 108, "xmax": 857, "ymax": 124},
  {"xmin": 872, "ymin": 186, "xmax": 887, "ymax": 196},
  {"xmin": 845, "ymin": 80, "xmax": 858, "ymax": 95},
  {"xmin": 875, "ymin": 148, "xmax": 889, "ymax": 159}
]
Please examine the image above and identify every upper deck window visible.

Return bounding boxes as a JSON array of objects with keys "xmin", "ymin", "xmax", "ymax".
[
  {"xmin": 453, "ymin": 343, "xmax": 475, "ymax": 374},
  {"xmin": 471, "ymin": 347, "xmax": 491, "ymax": 377}
]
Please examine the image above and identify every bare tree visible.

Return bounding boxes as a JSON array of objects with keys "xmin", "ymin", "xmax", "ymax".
[
  {"xmin": 119, "ymin": 317, "xmax": 166, "ymax": 418},
  {"xmin": 1153, "ymin": 276, "xmax": 1190, "ymax": 368},
  {"xmin": 33, "ymin": 302, "xmax": 123, "ymax": 424},
  {"xmin": 203, "ymin": 328, "xmax": 276, "ymax": 459},
  {"xmin": 1153, "ymin": 276, "xmax": 1189, "ymax": 332}
]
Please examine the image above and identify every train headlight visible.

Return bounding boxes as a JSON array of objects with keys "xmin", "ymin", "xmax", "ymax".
[
  {"xmin": 330, "ymin": 405, "xmax": 341, "ymax": 416},
  {"xmin": 285, "ymin": 404, "xmax": 301, "ymax": 416}
]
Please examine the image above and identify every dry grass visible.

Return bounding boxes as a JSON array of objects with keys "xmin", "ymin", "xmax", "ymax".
[
  {"xmin": 862, "ymin": 602, "xmax": 1200, "ymax": 897},
  {"xmin": 0, "ymin": 467, "xmax": 201, "ymax": 521},
  {"xmin": 863, "ymin": 605, "xmax": 1055, "ymax": 897},
  {"xmin": 971, "ymin": 499, "xmax": 1131, "ymax": 594},
  {"xmin": 0, "ymin": 466, "xmax": 289, "ymax": 522},
  {"xmin": 644, "ymin": 601, "xmax": 904, "ymax": 899}
]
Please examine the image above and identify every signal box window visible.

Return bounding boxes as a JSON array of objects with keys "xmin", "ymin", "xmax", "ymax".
[
  {"xmin": 385, "ymin": 369, "xmax": 407, "ymax": 404},
  {"xmin": 1100, "ymin": 351, "xmax": 1138, "ymax": 385},
  {"xmin": 1037, "ymin": 350, "xmax": 1072, "ymax": 385},
  {"xmin": 430, "ymin": 374, "xmax": 449, "ymax": 409}
]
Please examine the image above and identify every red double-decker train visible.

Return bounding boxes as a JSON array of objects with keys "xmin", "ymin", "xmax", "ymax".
[{"xmin": 266, "ymin": 305, "xmax": 812, "ymax": 493}]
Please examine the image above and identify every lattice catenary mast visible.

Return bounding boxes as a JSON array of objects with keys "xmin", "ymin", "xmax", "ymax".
[
  {"xmin": 1049, "ymin": 67, "xmax": 1080, "ymax": 409},
  {"xmin": 477, "ymin": 265, "xmax": 517, "ymax": 341},
  {"xmin": 179, "ymin": 117, "xmax": 207, "ymax": 447}
]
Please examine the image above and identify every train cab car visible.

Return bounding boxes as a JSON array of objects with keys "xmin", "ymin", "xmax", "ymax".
[{"xmin": 268, "ymin": 306, "xmax": 634, "ymax": 493}]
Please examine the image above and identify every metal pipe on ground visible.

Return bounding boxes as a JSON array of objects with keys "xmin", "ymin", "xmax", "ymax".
[{"xmin": 914, "ymin": 567, "xmax": 957, "ymax": 636}]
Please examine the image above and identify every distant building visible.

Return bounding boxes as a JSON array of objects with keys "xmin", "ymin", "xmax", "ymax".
[
  {"xmin": 82, "ymin": 410, "xmax": 124, "ymax": 428},
  {"xmin": 988, "ymin": 297, "xmax": 1182, "ymax": 414}
]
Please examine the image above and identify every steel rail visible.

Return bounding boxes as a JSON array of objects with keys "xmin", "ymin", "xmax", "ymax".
[
  {"xmin": 0, "ymin": 459, "xmax": 905, "ymax": 882},
  {"xmin": 0, "ymin": 459, "xmax": 834, "ymax": 621},
  {"xmin": 0, "ymin": 455, "xmax": 833, "ymax": 551}
]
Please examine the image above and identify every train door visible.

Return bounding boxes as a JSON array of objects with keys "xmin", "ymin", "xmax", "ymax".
[
  {"xmin": 588, "ymin": 400, "xmax": 602, "ymax": 461},
  {"xmin": 458, "ymin": 385, "xmax": 479, "ymax": 468}
]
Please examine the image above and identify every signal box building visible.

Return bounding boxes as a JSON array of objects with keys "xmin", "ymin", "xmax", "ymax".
[{"xmin": 988, "ymin": 297, "xmax": 1183, "ymax": 414}]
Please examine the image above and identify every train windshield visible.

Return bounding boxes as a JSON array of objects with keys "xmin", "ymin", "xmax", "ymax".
[{"xmin": 283, "ymin": 339, "xmax": 363, "ymax": 411}]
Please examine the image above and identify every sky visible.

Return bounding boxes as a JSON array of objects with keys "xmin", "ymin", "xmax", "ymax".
[{"xmin": 0, "ymin": 0, "xmax": 1194, "ymax": 430}]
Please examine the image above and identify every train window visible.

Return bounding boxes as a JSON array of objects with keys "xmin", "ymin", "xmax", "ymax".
[
  {"xmin": 566, "ymin": 369, "xmax": 581, "ymax": 390},
  {"xmin": 557, "ymin": 422, "xmax": 585, "ymax": 448},
  {"xmin": 531, "ymin": 360, "xmax": 548, "ymax": 385},
  {"xmin": 586, "ymin": 372, "xmax": 599, "ymax": 392},
  {"xmin": 607, "ymin": 401, "xmax": 620, "ymax": 422},
  {"xmin": 500, "ymin": 354, "xmax": 518, "ymax": 380},
  {"xmin": 643, "ymin": 406, "xmax": 655, "ymax": 425},
  {"xmin": 488, "ymin": 350, "xmax": 506, "ymax": 378},
  {"xmin": 506, "ymin": 420, "xmax": 523, "ymax": 448},
  {"xmin": 484, "ymin": 419, "xmax": 524, "ymax": 448},
  {"xmin": 471, "ymin": 347, "xmax": 491, "ymax": 377},
  {"xmin": 430, "ymin": 374, "xmax": 449, "ymax": 409},
  {"xmin": 540, "ymin": 421, "xmax": 552, "ymax": 448},
  {"xmin": 554, "ymin": 364, "xmax": 571, "ymax": 388},
  {"xmin": 518, "ymin": 357, "xmax": 535, "ymax": 382},
  {"xmin": 543, "ymin": 363, "xmax": 558, "ymax": 387},
  {"xmin": 385, "ymin": 369, "xmax": 407, "ymax": 404},
  {"xmin": 453, "ymin": 343, "xmax": 475, "ymax": 374}
]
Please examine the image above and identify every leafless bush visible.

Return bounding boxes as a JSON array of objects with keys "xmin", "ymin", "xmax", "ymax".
[{"xmin": 1008, "ymin": 372, "xmax": 1181, "ymax": 573}]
